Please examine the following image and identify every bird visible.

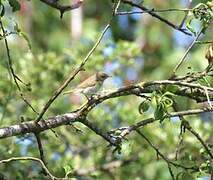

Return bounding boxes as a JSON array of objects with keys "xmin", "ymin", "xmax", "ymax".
[{"xmin": 63, "ymin": 72, "xmax": 110, "ymax": 99}]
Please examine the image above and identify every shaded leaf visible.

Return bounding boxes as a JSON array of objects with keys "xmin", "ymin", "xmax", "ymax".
[
  {"xmin": 138, "ymin": 100, "xmax": 150, "ymax": 114},
  {"xmin": 0, "ymin": 4, "xmax": 5, "ymax": 17},
  {"xmin": 154, "ymin": 103, "xmax": 165, "ymax": 121},
  {"xmin": 8, "ymin": 0, "xmax": 20, "ymax": 12}
]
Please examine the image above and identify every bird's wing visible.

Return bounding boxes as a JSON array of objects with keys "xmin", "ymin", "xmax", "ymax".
[{"xmin": 77, "ymin": 74, "xmax": 96, "ymax": 88}]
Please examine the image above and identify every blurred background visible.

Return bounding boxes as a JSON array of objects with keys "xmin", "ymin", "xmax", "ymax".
[{"xmin": 0, "ymin": 0, "xmax": 212, "ymax": 179}]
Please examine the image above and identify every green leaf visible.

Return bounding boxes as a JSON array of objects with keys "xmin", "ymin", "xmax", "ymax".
[
  {"xmin": 138, "ymin": 100, "xmax": 150, "ymax": 114},
  {"xmin": 181, "ymin": 172, "xmax": 195, "ymax": 180},
  {"xmin": 154, "ymin": 103, "xmax": 165, "ymax": 121},
  {"xmin": 165, "ymin": 85, "xmax": 179, "ymax": 93},
  {"xmin": 163, "ymin": 97, "xmax": 173, "ymax": 108},
  {"xmin": 0, "ymin": 4, "xmax": 5, "ymax": 17},
  {"xmin": 63, "ymin": 164, "xmax": 72, "ymax": 174},
  {"xmin": 186, "ymin": 18, "xmax": 197, "ymax": 36},
  {"xmin": 8, "ymin": 0, "xmax": 20, "ymax": 12}
]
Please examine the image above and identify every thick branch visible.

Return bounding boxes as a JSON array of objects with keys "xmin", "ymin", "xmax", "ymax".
[
  {"xmin": 0, "ymin": 80, "xmax": 212, "ymax": 139},
  {"xmin": 0, "ymin": 112, "xmax": 78, "ymax": 139}
]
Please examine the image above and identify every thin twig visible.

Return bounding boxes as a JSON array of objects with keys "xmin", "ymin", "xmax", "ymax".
[
  {"xmin": 108, "ymin": 107, "xmax": 213, "ymax": 140},
  {"xmin": 167, "ymin": 164, "xmax": 175, "ymax": 180},
  {"xmin": 172, "ymin": 30, "xmax": 203, "ymax": 75},
  {"xmin": 0, "ymin": 20, "xmax": 21, "ymax": 91},
  {"xmin": 35, "ymin": 133, "xmax": 46, "ymax": 165},
  {"xmin": 174, "ymin": 128, "xmax": 184, "ymax": 161},
  {"xmin": 112, "ymin": 0, "xmax": 121, "ymax": 16},
  {"xmin": 195, "ymin": 41, "xmax": 213, "ymax": 44},
  {"xmin": 172, "ymin": 102, "xmax": 213, "ymax": 159},
  {"xmin": 117, "ymin": 8, "xmax": 191, "ymax": 15},
  {"xmin": 0, "ymin": 20, "xmax": 40, "ymax": 118},
  {"xmin": 0, "ymin": 20, "xmax": 53, "ymax": 168},
  {"xmin": 184, "ymin": 121, "xmax": 213, "ymax": 159},
  {"xmin": 179, "ymin": 0, "xmax": 192, "ymax": 28},
  {"xmin": 121, "ymin": 0, "xmax": 191, "ymax": 35},
  {"xmin": 143, "ymin": 80, "xmax": 213, "ymax": 93},
  {"xmin": 136, "ymin": 130, "xmax": 197, "ymax": 171},
  {"xmin": 0, "ymin": 157, "xmax": 60, "ymax": 180}
]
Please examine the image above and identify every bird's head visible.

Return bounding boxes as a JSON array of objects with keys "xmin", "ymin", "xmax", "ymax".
[{"xmin": 96, "ymin": 72, "xmax": 110, "ymax": 82}]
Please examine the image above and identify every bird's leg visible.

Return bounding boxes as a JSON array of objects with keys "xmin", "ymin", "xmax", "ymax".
[{"xmin": 73, "ymin": 95, "xmax": 91, "ymax": 112}]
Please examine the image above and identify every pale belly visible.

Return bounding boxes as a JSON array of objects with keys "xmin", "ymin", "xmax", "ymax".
[{"xmin": 81, "ymin": 83, "xmax": 103, "ymax": 96}]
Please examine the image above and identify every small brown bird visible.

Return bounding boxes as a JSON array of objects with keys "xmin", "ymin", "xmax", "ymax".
[{"xmin": 63, "ymin": 72, "xmax": 110, "ymax": 99}]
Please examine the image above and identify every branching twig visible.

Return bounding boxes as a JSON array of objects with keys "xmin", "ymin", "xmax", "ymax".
[
  {"xmin": 136, "ymin": 130, "xmax": 197, "ymax": 171},
  {"xmin": 172, "ymin": 102, "xmax": 213, "ymax": 159},
  {"xmin": 107, "ymin": 107, "xmax": 213, "ymax": 141},
  {"xmin": 79, "ymin": 118, "xmax": 120, "ymax": 146},
  {"xmin": 183, "ymin": 120, "xmax": 213, "ymax": 159},
  {"xmin": 121, "ymin": 0, "xmax": 191, "ymax": 35},
  {"xmin": 40, "ymin": 0, "xmax": 83, "ymax": 18},
  {"xmin": 0, "ymin": 20, "xmax": 22, "ymax": 91},
  {"xmin": 0, "ymin": 20, "xmax": 41, "ymax": 119}
]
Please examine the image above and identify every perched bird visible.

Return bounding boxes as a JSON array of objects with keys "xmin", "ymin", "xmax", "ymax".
[{"xmin": 63, "ymin": 72, "xmax": 110, "ymax": 99}]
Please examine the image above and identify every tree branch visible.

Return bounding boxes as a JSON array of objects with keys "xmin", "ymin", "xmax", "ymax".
[
  {"xmin": 0, "ymin": 156, "xmax": 60, "ymax": 180},
  {"xmin": 0, "ymin": 100, "xmax": 212, "ymax": 140},
  {"xmin": 0, "ymin": 112, "xmax": 79, "ymax": 139},
  {"xmin": 79, "ymin": 118, "xmax": 120, "ymax": 146},
  {"xmin": 0, "ymin": 78, "xmax": 212, "ymax": 139},
  {"xmin": 39, "ymin": 0, "xmax": 83, "ymax": 18},
  {"xmin": 136, "ymin": 130, "xmax": 197, "ymax": 171},
  {"xmin": 121, "ymin": 0, "xmax": 191, "ymax": 35}
]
